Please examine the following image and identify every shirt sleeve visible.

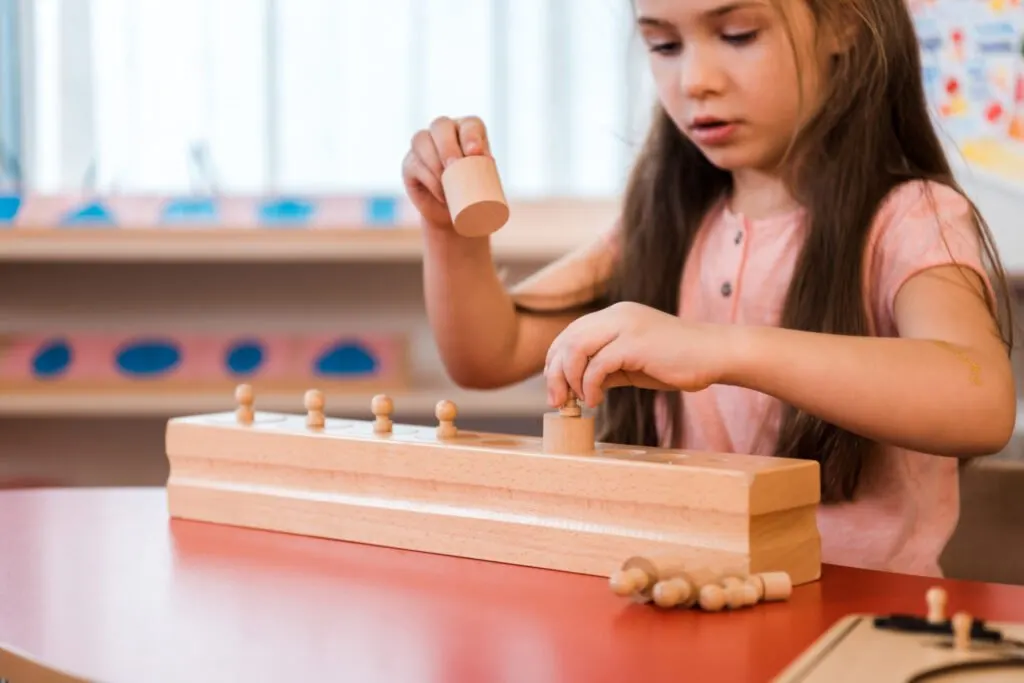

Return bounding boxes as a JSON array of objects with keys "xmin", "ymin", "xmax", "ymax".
[{"xmin": 866, "ymin": 180, "xmax": 995, "ymax": 336}]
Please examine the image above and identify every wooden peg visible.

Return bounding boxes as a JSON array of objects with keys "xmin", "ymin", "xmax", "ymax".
[
  {"xmin": 608, "ymin": 554, "xmax": 691, "ymax": 604},
  {"xmin": 926, "ymin": 586, "xmax": 947, "ymax": 624},
  {"xmin": 739, "ymin": 582, "xmax": 760, "ymax": 606},
  {"xmin": 435, "ymin": 400, "xmax": 457, "ymax": 439},
  {"xmin": 651, "ymin": 576, "xmax": 694, "ymax": 609},
  {"xmin": 952, "ymin": 611, "xmax": 972, "ymax": 651},
  {"xmin": 371, "ymin": 394, "xmax": 393, "ymax": 434},
  {"xmin": 305, "ymin": 389, "xmax": 325, "ymax": 430},
  {"xmin": 235, "ymin": 384, "xmax": 254, "ymax": 425},
  {"xmin": 441, "ymin": 155, "xmax": 509, "ymax": 238},
  {"xmin": 609, "ymin": 567, "xmax": 652, "ymax": 598},
  {"xmin": 559, "ymin": 395, "xmax": 581, "ymax": 417},
  {"xmin": 720, "ymin": 576, "xmax": 750, "ymax": 609},
  {"xmin": 698, "ymin": 584, "xmax": 727, "ymax": 612}
]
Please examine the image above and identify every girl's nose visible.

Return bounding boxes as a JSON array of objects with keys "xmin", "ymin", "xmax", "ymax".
[{"xmin": 680, "ymin": 51, "xmax": 723, "ymax": 99}]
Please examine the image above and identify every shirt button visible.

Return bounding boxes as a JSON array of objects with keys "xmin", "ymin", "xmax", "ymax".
[
  {"xmin": 734, "ymin": 231, "xmax": 743, "ymax": 245},
  {"xmin": 721, "ymin": 282, "xmax": 732, "ymax": 297}
]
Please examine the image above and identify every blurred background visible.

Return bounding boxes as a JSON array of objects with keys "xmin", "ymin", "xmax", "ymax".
[
  {"xmin": 1, "ymin": 0, "xmax": 1024, "ymax": 582},
  {"xmin": 10, "ymin": 0, "xmax": 648, "ymax": 196}
]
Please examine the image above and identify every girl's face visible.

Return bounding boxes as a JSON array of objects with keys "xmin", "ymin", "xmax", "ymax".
[{"xmin": 635, "ymin": 0, "xmax": 832, "ymax": 174}]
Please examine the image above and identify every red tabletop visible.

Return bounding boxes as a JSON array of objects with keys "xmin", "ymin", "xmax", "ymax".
[{"xmin": 3, "ymin": 487, "xmax": 1024, "ymax": 683}]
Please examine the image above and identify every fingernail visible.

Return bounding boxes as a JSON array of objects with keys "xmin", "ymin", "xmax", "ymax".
[{"xmin": 464, "ymin": 141, "xmax": 479, "ymax": 154}]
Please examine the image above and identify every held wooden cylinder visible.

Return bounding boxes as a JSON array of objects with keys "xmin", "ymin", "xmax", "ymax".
[{"xmin": 441, "ymin": 155, "xmax": 510, "ymax": 237}]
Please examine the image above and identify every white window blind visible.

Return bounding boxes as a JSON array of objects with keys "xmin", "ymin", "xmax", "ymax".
[{"xmin": 23, "ymin": 0, "xmax": 653, "ymax": 199}]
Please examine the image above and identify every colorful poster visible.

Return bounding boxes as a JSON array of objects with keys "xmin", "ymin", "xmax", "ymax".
[{"xmin": 910, "ymin": 0, "xmax": 1024, "ymax": 143}]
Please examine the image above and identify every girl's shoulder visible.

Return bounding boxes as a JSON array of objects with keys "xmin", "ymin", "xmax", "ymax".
[
  {"xmin": 865, "ymin": 178, "xmax": 991, "ymax": 335},
  {"xmin": 872, "ymin": 178, "xmax": 973, "ymax": 231}
]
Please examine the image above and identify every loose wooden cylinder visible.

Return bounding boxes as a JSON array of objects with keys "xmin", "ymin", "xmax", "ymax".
[
  {"xmin": 441, "ymin": 155, "xmax": 510, "ymax": 237},
  {"xmin": 757, "ymin": 571, "xmax": 793, "ymax": 601},
  {"xmin": 542, "ymin": 413, "xmax": 594, "ymax": 455}
]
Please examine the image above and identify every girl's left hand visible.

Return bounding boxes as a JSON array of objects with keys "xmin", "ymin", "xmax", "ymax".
[{"xmin": 544, "ymin": 301, "xmax": 737, "ymax": 408}]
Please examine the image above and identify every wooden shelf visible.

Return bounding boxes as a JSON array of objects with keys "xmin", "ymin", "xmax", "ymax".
[
  {"xmin": 0, "ymin": 379, "xmax": 549, "ymax": 418},
  {"xmin": 0, "ymin": 199, "xmax": 619, "ymax": 263}
]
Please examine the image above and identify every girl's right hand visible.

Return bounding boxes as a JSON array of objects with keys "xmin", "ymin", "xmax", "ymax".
[{"xmin": 402, "ymin": 115, "xmax": 492, "ymax": 229}]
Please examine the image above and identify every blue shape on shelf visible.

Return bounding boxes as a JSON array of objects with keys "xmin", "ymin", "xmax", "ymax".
[
  {"xmin": 162, "ymin": 197, "xmax": 218, "ymax": 223},
  {"xmin": 314, "ymin": 341, "xmax": 378, "ymax": 376},
  {"xmin": 258, "ymin": 198, "xmax": 315, "ymax": 226},
  {"xmin": 225, "ymin": 340, "xmax": 264, "ymax": 375},
  {"xmin": 364, "ymin": 196, "xmax": 398, "ymax": 226},
  {"xmin": 0, "ymin": 195, "xmax": 21, "ymax": 224},
  {"xmin": 61, "ymin": 201, "xmax": 115, "ymax": 227},
  {"xmin": 115, "ymin": 339, "xmax": 181, "ymax": 377},
  {"xmin": 32, "ymin": 339, "xmax": 72, "ymax": 378}
]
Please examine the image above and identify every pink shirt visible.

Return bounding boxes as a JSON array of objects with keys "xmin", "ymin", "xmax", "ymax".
[
  {"xmin": 675, "ymin": 180, "xmax": 991, "ymax": 578},
  {"xmin": 511, "ymin": 179, "xmax": 992, "ymax": 578}
]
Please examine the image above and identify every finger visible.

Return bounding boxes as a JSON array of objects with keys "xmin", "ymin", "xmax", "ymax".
[
  {"xmin": 429, "ymin": 116, "xmax": 464, "ymax": 169},
  {"xmin": 564, "ymin": 330, "xmax": 620, "ymax": 404},
  {"xmin": 456, "ymin": 116, "xmax": 490, "ymax": 156},
  {"xmin": 410, "ymin": 128, "xmax": 444, "ymax": 178},
  {"xmin": 601, "ymin": 370, "xmax": 676, "ymax": 393},
  {"xmin": 402, "ymin": 150, "xmax": 445, "ymax": 205},
  {"xmin": 544, "ymin": 349, "xmax": 571, "ymax": 408},
  {"xmin": 580, "ymin": 339, "xmax": 626, "ymax": 407},
  {"xmin": 559, "ymin": 339, "xmax": 595, "ymax": 407},
  {"xmin": 601, "ymin": 370, "xmax": 633, "ymax": 391}
]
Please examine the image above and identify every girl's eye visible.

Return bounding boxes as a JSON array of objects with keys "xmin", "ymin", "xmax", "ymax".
[
  {"xmin": 723, "ymin": 30, "xmax": 758, "ymax": 45},
  {"xmin": 648, "ymin": 41, "xmax": 681, "ymax": 55}
]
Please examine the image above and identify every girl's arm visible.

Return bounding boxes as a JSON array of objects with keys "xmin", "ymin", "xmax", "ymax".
[
  {"xmin": 726, "ymin": 265, "xmax": 1016, "ymax": 457},
  {"xmin": 423, "ymin": 223, "xmax": 616, "ymax": 390},
  {"xmin": 422, "ymin": 226, "xmax": 573, "ymax": 389},
  {"xmin": 405, "ymin": 114, "xmax": 612, "ymax": 390}
]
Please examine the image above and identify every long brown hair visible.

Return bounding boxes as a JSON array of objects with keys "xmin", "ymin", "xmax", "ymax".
[{"xmin": 596, "ymin": 0, "xmax": 1015, "ymax": 503}]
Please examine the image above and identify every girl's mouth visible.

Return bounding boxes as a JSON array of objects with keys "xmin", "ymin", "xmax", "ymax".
[{"xmin": 689, "ymin": 119, "xmax": 739, "ymax": 145}]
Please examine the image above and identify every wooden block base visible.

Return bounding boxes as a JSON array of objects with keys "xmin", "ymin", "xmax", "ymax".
[{"xmin": 164, "ymin": 397, "xmax": 823, "ymax": 586}]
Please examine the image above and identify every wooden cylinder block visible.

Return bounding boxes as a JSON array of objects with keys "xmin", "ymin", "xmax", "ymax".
[
  {"xmin": 441, "ymin": 155, "xmax": 510, "ymax": 237},
  {"xmin": 755, "ymin": 571, "xmax": 793, "ymax": 601},
  {"xmin": 542, "ymin": 413, "xmax": 594, "ymax": 455}
]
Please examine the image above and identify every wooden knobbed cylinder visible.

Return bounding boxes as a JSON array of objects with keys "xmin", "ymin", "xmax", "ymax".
[
  {"xmin": 441, "ymin": 155, "xmax": 510, "ymax": 237},
  {"xmin": 542, "ymin": 412, "xmax": 594, "ymax": 455}
]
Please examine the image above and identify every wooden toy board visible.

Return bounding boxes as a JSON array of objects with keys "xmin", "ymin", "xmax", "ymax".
[
  {"xmin": 165, "ymin": 394, "xmax": 823, "ymax": 585},
  {"xmin": 774, "ymin": 613, "xmax": 1024, "ymax": 682}
]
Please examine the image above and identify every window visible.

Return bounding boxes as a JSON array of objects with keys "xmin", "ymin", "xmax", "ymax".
[{"xmin": 21, "ymin": 0, "xmax": 653, "ymax": 198}]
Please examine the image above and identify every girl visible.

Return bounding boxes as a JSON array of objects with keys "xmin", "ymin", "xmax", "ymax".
[{"xmin": 400, "ymin": 0, "xmax": 1018, "ymax": 578}]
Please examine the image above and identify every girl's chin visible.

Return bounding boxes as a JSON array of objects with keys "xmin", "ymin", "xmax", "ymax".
[{"xmin": 693, "ymin": 144, "xmax": 781, "ymax": 175}]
